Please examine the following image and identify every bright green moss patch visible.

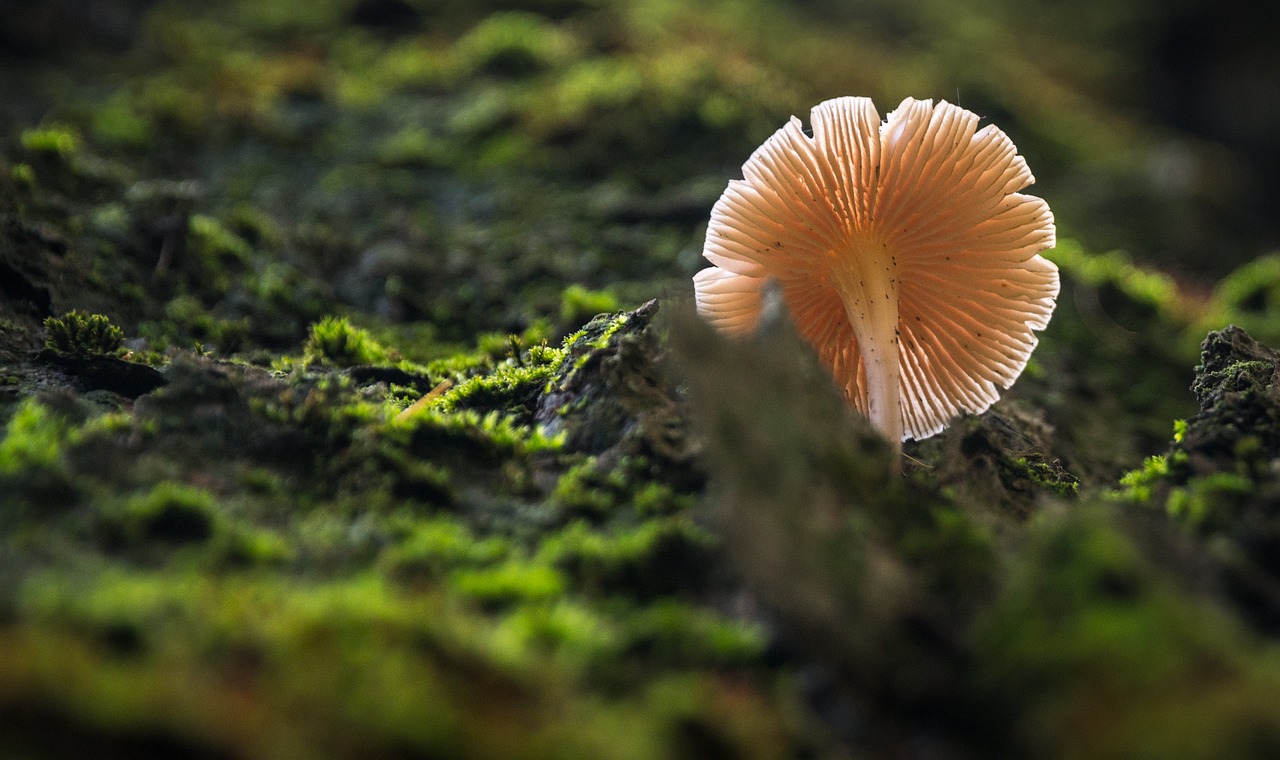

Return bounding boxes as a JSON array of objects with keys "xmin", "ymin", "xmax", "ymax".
[
  {"xmin": 20, "ymin": 125, "xmax": 81, "ymax": 157},
  {"xmin": 44, "ymin": 311, "xmax": 125, "ymax": 356},
  {"xmin": 1117, "ymin": 454, "xmax": 1173, "ymax": 503},
  {"xmin": 1049, "ymin": 241, "xmax": 1184, "ymax": 319},
  {"xmin": 490, "ymin": 598, "xmax": 765, "ymax": 684},
  {"xmin": 560, "ymin": 284, "xmax": 619, "ymax": 327},
  {"xmin": 304, "ymin": 316, "xmax": 390, "ymax": 367},
  {"xmin": 452, "ymin": 559, "xmax": 566, "ymax": 604},
  {"xmin": 435, "ymin": 357, "xmax": 561, "ymax": 416},
  {"xmin": 393, "ymin": 407, "xmax": 564, "ymax": 458},
  {"xmin": 618, "ymin": 600, "xmax": 766, "ymax": 666},
  {"xmin": 381, "ymin": 517, "xmax": 512, "ymax": 579},
  {"xmin": 0, "ymin": 398, "xmax": 80, "ymax": 476},
  {"xmin": 1009, "ymin": 456, "xmax": 1080, "ymax": 497}
]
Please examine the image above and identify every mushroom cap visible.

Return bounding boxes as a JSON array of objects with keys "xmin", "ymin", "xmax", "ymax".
[{"xmin": 694, "ymin": 96, "xmax": 1058, "ymax": 441}]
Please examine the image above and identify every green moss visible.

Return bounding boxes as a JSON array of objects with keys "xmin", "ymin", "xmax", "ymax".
[
  {"xmin": 43, "ymin": 311, "xmax": 125, "ymax": 356},
  {"xmin": 453, "ymin": 12, "xmax": 580, "ymax": 77},
  {"xmin": 90, "ymin": 97, "xmax": 155, "ymax": 149},
  {"xmin": 1050, "ymin": 242, "xmax": 1181, "ymax": 315},
  {"xmin": 1165, "ymin": 472, "xmax": 1254, "ymax": 528},
  {"xmin": 392, "ymin": 405, "xmax": 564, "ymax": 460},
  {"xmin": 1007, "ymin": 455, "xmax": 1081, "ymax": 497},
  {"xmin": 547, "ymin": 59, "xmax": 645, "ymax": 123},
  {"xmin": 189, "ymin": 214, "xmax": 253, "ymax": 267},
  {"xmin": 381, "ymin": 517, "xmax": 511, "ymax": 579},
  {"xmin": 148, "ymin": 294, "xmax": 250, "ymax": 353},
  {"xmin": 226, "ymin": 203, "xmax": 283, "ymax": 250},
  {"xmin": 559, "ymin": 284, "xmax": 619, "ymax": 328},
  {"xmin": 1116, "ymin": 454, "xmax": 1172, "ymax": 503},
  {"xmin": 976, "ymin": 508, "xmax": 1280, "ymax": 759},
  {"xmin": 436, "ymin": 360, "xmax": 559, "ymax": 415},
  {"xmin": 16, "ymin": 3, "xmax": 1280, "ymax": 756},
  {"xmin": 549, "ymin": 456, "xmax": 695, "ymax": 521},
  {"xmin": 452, "ymin": 559, "xmax": 566, "ymax": 604},
  {"xmin": 551, "ymin": 458, "xmax": 625, "ymax": 517},
  {"xmin": 304, "ymin": 316, "xmax": 390, "ymax": 368},
  {"xmin": 489, "ymin": 600, "xmax": 621, "ymax": 671},
  {"xmin": 631, "ymin": 480, "xmax": 695, "ymax": 517},
  {"xmin": 1211, "ymin": 254, "xmax": 1280, "ymax": 347},
  {"xmin": 374, "ymin": 126, "xmax": 452, "ymax": 168},
  {"xmin": 10, "ymin": 162, "xmax": 35, "ymax": 187},
  {"xmin": 0, "ymin": 398, "xmax": 80, "ymax": 476},
  {"xmin": 88, "ymin": 202, "xmax": 130, "ymax": 238},
  {"xmin": 492, "ymin": 598, "xmax": 765, "ymax": 684},
  {"xmin": 540, "ymin": 518, "xmax": 717, "ymax": 598},
  {"xmin": 220, "ymin": 526, "xmax": 295, "ymax": 567},
  {"xmin": 1193, "ymin": 359, "xmax": 1273, "ymax": 402},
  {"xmin": 20, "ymin": 125, "xmax": 81, "ymax": 157},
  {"xmin": 619, "ymin": 601, "xmax": 766, "ymax": 666},
  {"xmin": 102, "ymin": 481, "xmax": 220, "ymax": 548}
]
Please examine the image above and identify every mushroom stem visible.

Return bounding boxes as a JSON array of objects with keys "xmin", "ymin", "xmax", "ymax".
[{"xmin": 832, "ymin": 249, "xmax": 903, "ymax": 465}]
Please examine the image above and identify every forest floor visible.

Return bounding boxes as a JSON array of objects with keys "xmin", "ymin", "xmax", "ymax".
[{"xmin": 4, "ymin": 1, "xmax": 1280, "ymax": 758}]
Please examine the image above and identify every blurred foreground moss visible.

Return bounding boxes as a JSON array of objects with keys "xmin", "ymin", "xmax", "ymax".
[{"xmin": 0, "ymin": 303, "xmax": 813, "ymax": 759}]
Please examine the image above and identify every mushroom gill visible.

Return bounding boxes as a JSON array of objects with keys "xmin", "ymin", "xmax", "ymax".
[{"xmin": 693, "ymin": 96, "xmax": 1059, "ymax": 455}]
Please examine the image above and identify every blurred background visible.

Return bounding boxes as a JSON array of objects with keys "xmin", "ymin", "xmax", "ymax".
[{"xmin": 2, "ymin": 0, "xmax": 1278, "ymax": 334}]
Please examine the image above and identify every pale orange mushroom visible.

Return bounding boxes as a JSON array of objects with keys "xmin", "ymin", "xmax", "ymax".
[{"xmin": 694, "ymin": 96, "xmax": 1058, "ymax": 456}]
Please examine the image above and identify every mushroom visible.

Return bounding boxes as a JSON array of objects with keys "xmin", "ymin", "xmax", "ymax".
[{"xmin": 694, "ymin": 96, "xmax": 1058, "ymax": 457}]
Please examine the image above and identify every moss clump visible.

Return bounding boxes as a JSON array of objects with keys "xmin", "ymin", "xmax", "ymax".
[
  {"xmin": 434, "ymin": 344, "xmax": 565, "ymax": 421},
  {"xmin": 541, "ymin": 518, "xmax": 718, "ymax": 598},
  {"xmin": 453, "ymin": 12, "xmax": 580, "ymax": 77},
  {"xmin": 394, "ymin": 407, "xmax": 564, "ymax": 460},
  {"xmin": 1116, "ymin": 453, "xmax": 1177, "ymax": 504},
  {"xmin": 107, "ymin": 481, "xmax": 219, "ymax": 547},
  {"xmin": 304, "ymin": 316, "xmax": 390, "ymax": 367},
  {"xmin": 381, "ymin": 517, "xmax": 511, "ymax": 580},
  {"xmin": 1008, "ymin": 457, "xmax": 1080, "ymax": 497},
  {"xmin": 617, "ymin": 601, "xmax": 766, "ymax": 668},
  {"xmin": 0, "ymin": 398, "xmax": 80, "ymax": 477},
  {"xmin": 451, "ymin": 559, "xmax": 566, "ymax": 605},
  {"xmin": 43, "ymin": 311, "xmax": 125, "ymax": 356},
  {"xmin": 551, "ymin": 457, "xmax": 627, "ymax": 517},
  {"xmin": 20, "ymin": 125, "xmax": 81, "ymax": 157}
]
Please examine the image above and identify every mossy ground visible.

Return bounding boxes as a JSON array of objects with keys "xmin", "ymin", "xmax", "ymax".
[{"xmin": 4, "ymin": 1, "xmax": 1280, "ymax": 758}]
